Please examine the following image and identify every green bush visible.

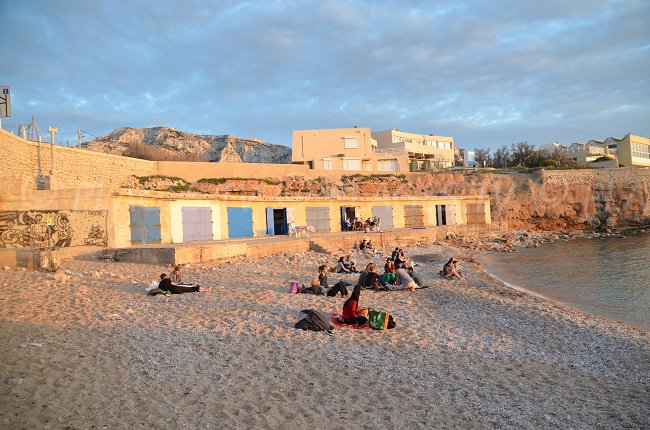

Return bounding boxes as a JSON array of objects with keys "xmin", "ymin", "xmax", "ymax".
[
  {"xmin": 137, "ymin": 175, "xmax": 187, "ymax": 184},
  {"xmin": 592, "ymin": 155, "xmax": 614, "ymax": 162},
  {"xmin": 197, "ymin": 177, "xmax": 280, "ymax": 185},
  {"xmin": 541, "ymin": 159, "xmax": 556, "ymax": 167}
]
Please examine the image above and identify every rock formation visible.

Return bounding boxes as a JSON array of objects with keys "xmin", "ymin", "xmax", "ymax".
[{"xmin": 86, "ymin": 126, "xmax": 291, "ymax": 163}]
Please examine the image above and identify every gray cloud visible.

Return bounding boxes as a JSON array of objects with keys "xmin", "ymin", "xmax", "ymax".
[{"xmin": 1, "ymin": 0, "xmax": 648, "ymax": 149}]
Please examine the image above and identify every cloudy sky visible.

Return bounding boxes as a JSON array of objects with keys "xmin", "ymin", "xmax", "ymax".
[{"xmin": 2, "ymin": 0, "xmax": 648, "ymax": 150}]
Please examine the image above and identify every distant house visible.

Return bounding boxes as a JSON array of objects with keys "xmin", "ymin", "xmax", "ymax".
[
  {"xmin": 291, "ymin": 127, "xmax": 407, "ymax": 172},
  {"xmin": 606, "ymin": 134, "xmax": 650, "ymax": 167},
  {"xmin": 292, "ymin": 127, "xmax": 456, "ymax": 172},
  {"xmin": 555, "ymin": 134, "xmax": 650, "ymax": 168},
  {"xmin": 372, "ymin": 129, "xmax": 455, "ymax": 170}
]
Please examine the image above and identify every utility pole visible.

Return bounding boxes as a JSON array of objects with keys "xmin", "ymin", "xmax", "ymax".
[
  {"xmin": 48, "ymin": 125, "xmax": 57, "ymax": 176},
  {"xmin": 78, "ymin": 128, "xmax": 81, "ymax": 147}
]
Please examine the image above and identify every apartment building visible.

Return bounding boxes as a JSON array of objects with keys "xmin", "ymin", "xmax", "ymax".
[
  {"xmin": 291, "ymin": 127, "xmax": 408, "ymax": 172},
  {"xmin": 609, "ymin": 134, "xmax": 650, "ymax": 167},
  {"xmin": 372, "ymin": 129, "xmax": 455, "ymax": 170},
  {"xmin": 550, "ymin": 134, "xmax": 649, "ymax": 167}
]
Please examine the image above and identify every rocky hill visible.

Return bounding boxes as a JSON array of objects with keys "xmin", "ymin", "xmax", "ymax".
[{"xmin": 86, "ymin": 126, "xmax": 292, "ymax": 163}]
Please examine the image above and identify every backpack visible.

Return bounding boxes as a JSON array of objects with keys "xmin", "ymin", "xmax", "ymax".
[{"xmin": 294, "ymin": 309, "xmax": 334, "ymax": 332}]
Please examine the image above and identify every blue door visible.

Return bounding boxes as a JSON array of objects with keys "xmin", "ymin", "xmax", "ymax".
[
  {"xmin": 265, "ymin": 208, "xmax": 275, "ymax": 236},
  {"xmin": 130, "ymin": 206, "xmax": 161, "ymax": 245},
  {"xmin": 227, "ymin": 207, "xmax": 253, "ymax": 238}
]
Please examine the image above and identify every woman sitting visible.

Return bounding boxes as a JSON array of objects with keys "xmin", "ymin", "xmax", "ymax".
[
  {"xmin": 342, "ymin": 285, "xmax": 368, "ymax": 326},
  {"xmin": 394, "ymin": 249, "xmax": 407, "ymax": 269},
  {"xmin": 441, "ymin": 257, "xmax": 462, "ymax": 279},
  {"xmin": 344, "ymin": 254, "xmax": 358, "ymax": 273},
  {"xmin": 334, "ymin": 256, "xmax": 351, "ymax": 273},
  {"xmin": 382, "ymin": 260, "xmax": 397, "ymax": 286}
]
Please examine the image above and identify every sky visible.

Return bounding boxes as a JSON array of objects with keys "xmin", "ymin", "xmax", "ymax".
[{"xmin": 1, "ymin": 0, "xmax": 649, "ymax": 150}]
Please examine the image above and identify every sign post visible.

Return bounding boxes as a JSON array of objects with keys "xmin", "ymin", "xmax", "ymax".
[{"xmin": 0, "ymin": 86, "xmax": 11, "ymax": 130}]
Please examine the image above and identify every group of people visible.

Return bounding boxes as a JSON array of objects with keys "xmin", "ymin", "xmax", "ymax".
[
  {"xmin": 344, "ymin": 216, "xmax": 381, "ymax": 233},
  {"xmin": 151, "ymin": 265, "xmax": 211, "ymax": 295}
]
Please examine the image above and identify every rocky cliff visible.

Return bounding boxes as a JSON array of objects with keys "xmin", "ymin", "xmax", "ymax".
[
  {"xmin": 126, "ymin": 168, "xmax": 650, "ymax": 231},
  {"xmin": 86, "ymin": 126, "xmax": 291, "ymax": 163}
]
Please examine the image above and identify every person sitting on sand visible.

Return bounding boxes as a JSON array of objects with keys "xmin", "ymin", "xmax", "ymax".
[
  {"xmin": 357, "ymin": 263, "xmax": 386, "ymax": 290},
  {"xmin": 366, "ymin": 239, "xmax": 376, "ymax": 254},
  {"xmin": 170, "ymin": 264, "xmax": 196, "ymax": 286},
  {"xmin": 317, "ymin": 265, "xmax": 349, "ymax": 297},
  {"xmin": 394, "ymin": 249, "xmax": 408, "ymax": 269},
  {"xmin": 341, "ymin": 285, "xmax": 368, "ymax": 326},
  {"xmin": 382, "ymin": 260, "xmax": 397, "ymax": 285},
  {"xmin": 359, "ymin": 239, "xmax": 368, "ymax": 252},
  {"xmin": 390, "ymin": 247, "xmax": 400, "ymax": 262},
  {"xmin": 344, "ymin": 254, "xmax": 358, "ymax": 273},
  {"xmin": 158, "ymin": 273, "xmax": 209, "ymax": 294},
  {"xmin": 407, "ymin": 265, "xmax": 425, "ymax": 287},
  {"xmin": 441, "ymin": 257, "xmax": 462, "ymax": 280},
  {"xmin": 334, "ymin": 257, "xmax": 351, "ymax": 273},
  {"xmin": 395, "ymin": 267, "xmax": 418, "ymax": 292}
]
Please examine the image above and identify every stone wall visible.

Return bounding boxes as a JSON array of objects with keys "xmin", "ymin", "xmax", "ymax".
[{"xmin": 0, "ymin": 129, "xmax": 156, "ymax": 191}]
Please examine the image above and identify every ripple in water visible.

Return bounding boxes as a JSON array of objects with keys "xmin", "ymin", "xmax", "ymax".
[{"xmin": 478, "ymin": 233, "xmax": 650, "ymax": 332}]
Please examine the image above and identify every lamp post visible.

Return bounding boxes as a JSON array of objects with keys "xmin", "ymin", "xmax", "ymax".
[{"xmin": 48, "ymin": 125, "xmax": 57, "ymax": 176}]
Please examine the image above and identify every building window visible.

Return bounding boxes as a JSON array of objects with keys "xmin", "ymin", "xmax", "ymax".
[
  {"xmin": 378, "ymin": 159, "xmax": 398, "ymax": 172},
  {"xmin": 343, "ymin": 137, "xmax": 358, "ymax": 149},
  {"xmin": 323, "ymin": 159, "xmax": 333, "ymax": 170},
  {"xmin": 632, "ymin": 143, "xmax": 650, "ymax": 159},
  {"xmin": 342, "ymin": 158, "xmax": 361, "ymax": 170}
]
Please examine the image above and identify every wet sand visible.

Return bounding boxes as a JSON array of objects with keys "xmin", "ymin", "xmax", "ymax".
[{"xmin": 0, "ymin": 244, "xmax": 648, "ymax": 429}]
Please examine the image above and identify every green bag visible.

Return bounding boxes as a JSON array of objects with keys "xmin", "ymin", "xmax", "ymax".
[{"xmin": 368, "ymin": 310, "xmax": 390, "ymax": 330}]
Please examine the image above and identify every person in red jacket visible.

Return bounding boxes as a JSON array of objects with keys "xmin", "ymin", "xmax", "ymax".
[{"xmin": 342, "ymin": 285, "xmax": 368, "ymax": 326}]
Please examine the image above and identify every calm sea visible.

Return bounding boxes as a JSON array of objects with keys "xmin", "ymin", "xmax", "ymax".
[{"xmin": 478, "ymin": 233, "xmax": 650, "ymax": 332}]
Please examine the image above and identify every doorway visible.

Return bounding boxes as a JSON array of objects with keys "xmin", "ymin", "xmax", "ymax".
[{"xmin": 266, "ymin": 207, "xmax": 290, "ymax": 235}]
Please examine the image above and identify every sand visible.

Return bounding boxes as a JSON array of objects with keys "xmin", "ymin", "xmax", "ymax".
[{"xmin": 0, "ymin": 243, "xmax": 648, "ymax": 429}]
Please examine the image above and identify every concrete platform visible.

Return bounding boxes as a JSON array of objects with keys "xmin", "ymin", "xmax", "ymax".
[
  {"xmin": 100, "ymin": 236, "xmax": 312, "ymax": 265},
  {"xmin": 0, "ymin": 222, "xmax": 509, "ymax": 267}
]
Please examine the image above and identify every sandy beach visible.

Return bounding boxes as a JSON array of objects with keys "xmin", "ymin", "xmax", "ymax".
[{"xmin": 1, "ymin": 243, "xmax": 648, "ymax": 429}]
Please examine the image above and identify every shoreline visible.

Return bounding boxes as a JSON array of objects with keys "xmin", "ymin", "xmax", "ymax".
[
  {"xmin": 470, "ymin": 233, "xmax": 650, "ymax": 334},
  {"xmin": 1, "ymin": 242, "xmax": 648, "ymax": 429}
]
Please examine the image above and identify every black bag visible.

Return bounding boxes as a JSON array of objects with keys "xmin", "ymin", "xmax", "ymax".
[
  {"xmin": 387, "ymin": 315, "xmax": 396, "ymax": 329},
  {"xmin": 294, "ymin": 309, "xmax": 333, "ymax": 332}
]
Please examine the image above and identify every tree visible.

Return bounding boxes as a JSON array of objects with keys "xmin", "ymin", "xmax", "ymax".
[
  {"xmin": 492, "ymin": 144, "xmax": 511, "ymax": 168},
  {"xmin": 510, "ymin": 141, "xmax": 537, "ymax": 167},
  {"xmin": 473, "ymin": 148, "xmax": 491, "ymax": 167}
]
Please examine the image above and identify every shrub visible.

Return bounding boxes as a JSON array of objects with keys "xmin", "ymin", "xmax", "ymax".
[
  {"xmin": 592, "ymin": 155, "xmax": 614, "ymax": 162},
  {"xmin": 541, "ymin": 159, "xmax": 556, "ymax": 167},
  {"xmin": 197, "ymin": 177, "xmax": 281, "ymax": 185}
]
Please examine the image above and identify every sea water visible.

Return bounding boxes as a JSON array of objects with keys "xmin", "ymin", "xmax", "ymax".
[{"xmin": 478, "ymin": 233, "xmax": 650, "ymax": 332}]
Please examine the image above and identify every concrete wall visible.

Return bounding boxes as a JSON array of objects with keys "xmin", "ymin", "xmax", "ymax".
[
  {"xmin": 0, "ymin": 129, "xmax": 156, "ymax": 192},
  {"xmin": 155, "ymin": 160, "xmax": 313, "ymax": 182}
]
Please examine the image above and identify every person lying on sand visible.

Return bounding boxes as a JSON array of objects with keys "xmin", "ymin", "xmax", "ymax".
[
  {"xmin": 441, "ymin": 258, "xmax": 462, "ymax": 280},
  {"xmin": 341, "ymin": 285, "xmax": 368, "ymax": 326},
  {"xmin": 158, "ymin": 273, "xmax": 211, "ymax": 294}
]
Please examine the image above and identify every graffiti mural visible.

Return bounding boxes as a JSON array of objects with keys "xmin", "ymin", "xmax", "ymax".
[{"xmin": 0, "ymin": 210, "xmax": 108, "ymax": 248}]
